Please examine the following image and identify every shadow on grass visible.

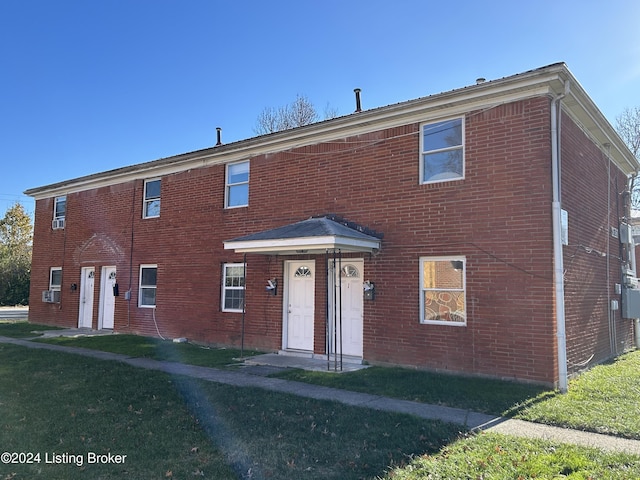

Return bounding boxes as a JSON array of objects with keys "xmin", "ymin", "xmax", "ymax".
[
  {"xmin": 272, "ymin": 366, "xmax": 556, "ymax": 416},
  {"xmin": 32, "ymin": 333, "xmax": 265, "ymax": 369},
  {"xmin": 0, "ymin": 320, "xmax": 64, "ymax": 338},
  {"xmin": 1, "ymin": 323, "xmax": 557, "ymax": 419},
  {"xmin": 0, "ymin": 342, "xmax": 462, "ymax": 480}
]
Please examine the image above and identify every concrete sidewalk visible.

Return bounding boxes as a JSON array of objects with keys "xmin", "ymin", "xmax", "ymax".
[{"xmin": 2, "ymin": 335, "xmax": 640, "ymax": 455}]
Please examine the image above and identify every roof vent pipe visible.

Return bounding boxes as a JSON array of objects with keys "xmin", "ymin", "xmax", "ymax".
[
  {"xmin": 216, "ymin": 127, "xmax": 222, "ymax": 146},
  {"xmin": 354, "ymin": 88, "xmax": 362, "ymax": 113}
]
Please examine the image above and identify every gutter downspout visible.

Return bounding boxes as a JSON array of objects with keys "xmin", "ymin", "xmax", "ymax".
[{"xmin": 551, "ymin": 82, "xmax": 569, "ymax": 393}]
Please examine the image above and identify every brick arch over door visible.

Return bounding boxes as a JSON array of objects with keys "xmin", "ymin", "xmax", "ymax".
[{"xmin": 74, "ymin": 233, "xmax": 125, "ymax": 265}]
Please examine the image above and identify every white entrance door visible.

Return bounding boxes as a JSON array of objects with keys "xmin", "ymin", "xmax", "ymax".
[
  {"xmin": 78, "ymin": 267, "xmax": 95, "ymax": 328},
  {"xmin": 331, "ymin": 260, "xmax": 364, "ymax": 357},
  {"xmin": 285, "ymin": 261, "xmax": 315, "ymax": 351},
  {"xmin": 99, "ymin": 266, "xmax": 117, "ymax": 330}
]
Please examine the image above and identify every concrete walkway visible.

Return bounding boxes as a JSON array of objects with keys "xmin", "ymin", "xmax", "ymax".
[{"xmin": 2, "ymin": 334, "xmax": 640, "ymax": 455}]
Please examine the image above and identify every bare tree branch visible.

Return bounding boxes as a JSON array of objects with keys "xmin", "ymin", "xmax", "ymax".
[
  {"xmin": 323, "ymin": 102, "xmax": 340, "ymax": 120},
  {"xmin": 616, "ymin": 107, "xmax": 640, "ymax": 158},
  {"xmin": 253, "ymin": 94, "xmax": 337, "ymax": 135},
  {"xmin": 616, "ymin": 107, "xmax": 640, "ymax": 210}
]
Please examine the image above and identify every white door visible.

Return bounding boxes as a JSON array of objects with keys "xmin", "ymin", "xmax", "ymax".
[
  {"xmin": 331, "ymin": 260, "xmax": 364, "ymax": 357},
  {"xmin": 285, "ymin": 261, "xmax": 315, "ymax": 351},
  {"xmin": 99, "ymin": 266, "xmax": 117, "ymax": 330},
  {"xmin": 78, "ymin": 267, "xmax": 95, "ymax": 328}
]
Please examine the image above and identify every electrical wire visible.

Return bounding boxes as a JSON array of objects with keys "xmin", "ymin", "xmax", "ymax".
[
  {"xmin": 152, "ymin": 307, "xmax": 165, "ymax": 341},
  {"xmin": 568, "ymin": 353, "xmax": 595, "ymax": 368},
  {"xmin": 421, "ymin": 240, "xmax": 552, "ymax": 281},
  {"xmin": 272, "ymin": 101, "xmax": 515, "ymax": 158}
]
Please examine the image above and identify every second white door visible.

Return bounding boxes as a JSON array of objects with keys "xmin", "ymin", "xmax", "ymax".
[
  {"xmin": 99, "ymin": 266, "xmax": 117, "ymax": 330},
  {"xmin": 331, "ymin": 260, "xmax": 364, "ymax": 358}
]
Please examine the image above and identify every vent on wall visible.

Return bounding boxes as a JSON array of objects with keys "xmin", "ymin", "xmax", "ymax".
[{"xmin": 611, "ymin": 226, "xmax": 619, "ymax": 239}]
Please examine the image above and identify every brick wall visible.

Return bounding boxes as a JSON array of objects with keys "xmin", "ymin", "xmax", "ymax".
[
  {"xmin": 29, "ymin": 95, "xmax": 629, "ymax": 385},
  {"xmin": 559, "ymin": 110, "xmax": 635, "ymax": 372}
]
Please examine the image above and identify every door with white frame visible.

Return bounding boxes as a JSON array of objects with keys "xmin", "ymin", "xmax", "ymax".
[
  {"xmin": 78, "ymin": 267, "xmax": 95, "ymax": 328},
  {"xmin": 98, "ymin": 266, "xmax": 117, "ymax": 330},
  {"xmin": 329, "ymin": 259, "xmax": 364, "ymax": 358},
  {"xmin": 284, "ymin": 260, "xmax": 315, "ymax": 351}
]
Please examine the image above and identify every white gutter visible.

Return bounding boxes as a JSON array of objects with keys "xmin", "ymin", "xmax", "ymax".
[
  {"xmin": 551, "ymin": 82, "xmax": 569, "ymax": 393},
  {"xmin": 223, "ymin": 235, "xmax": 381, "ymax": 255}
]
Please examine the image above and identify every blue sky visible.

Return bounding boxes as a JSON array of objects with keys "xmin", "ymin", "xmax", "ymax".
[{"xmin": 1, "ymin": 0, "xmax": 639, "ymax": 217}]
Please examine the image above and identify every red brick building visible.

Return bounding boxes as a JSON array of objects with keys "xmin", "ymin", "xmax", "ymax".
[{"xmin": 25, "ymin": 63, "xmax": 639, "ymax": 388}]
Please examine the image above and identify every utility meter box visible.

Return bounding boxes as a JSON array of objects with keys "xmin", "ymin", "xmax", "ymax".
[{"xmin": 622, "ymin": 288, "xmax": 640, "ymax": 319}]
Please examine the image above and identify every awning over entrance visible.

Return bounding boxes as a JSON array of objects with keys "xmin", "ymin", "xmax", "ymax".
[{"xmin": 224, "ymin": 216, "xmax": 382, "ymax": 255}]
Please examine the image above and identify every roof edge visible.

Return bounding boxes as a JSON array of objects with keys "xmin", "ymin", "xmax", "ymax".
[{"xmin": 25, "ymin": 63, "xmax": 638, "ymax": 198}]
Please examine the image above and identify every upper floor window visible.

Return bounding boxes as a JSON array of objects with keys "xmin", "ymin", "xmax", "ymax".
[
  {"xmin": 52, "ymin": 196, "xmax": 66, "ymax": 229},
  {"xmin": 225, "ymin": 161, "xmax": 249, "ymax": 208},
  {"xmin": 420, "ymin": 256, "xmax": 466, "ymax": 326},
  {"xmin": 143, "ymin": 179, "xmax": 161, "ymax": 218},
  {"xmin": 139, "ymin": 265, "xmax": 157, "ymax": 307},
  {"xmin": 54, "ymin": 196, "xmax": 66, "ymax": 219},
  {"xmin": 222, "ymin": 263, "xmax": 245, "ymax": 312},
  {"xmin": 420, "ymin": 118, "xmax": 464, "ymax": 184}
]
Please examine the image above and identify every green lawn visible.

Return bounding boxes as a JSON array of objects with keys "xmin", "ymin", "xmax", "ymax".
[
  {"xmin": 273, "ymin": 366, "xmax": 551, "ymax": 415},
  {"xmin": 512, "ymin": 350, "xmax": 640, "ymax": 439},
  {"xmin": 0, "ymin": 320, "xmax": 60, "ymax": 338},
  {"xmin": 381, "ymin": 350, "xmax": 640, "ymax": 479},
  {"xmin": 21, "ymin": 324, "xmax": 552, "ymax": 415},
  {"xmin": 3, "ymin": 322, "xmax": 640, "ymax": 479},
  {"xmin": 384, "ymin": 432, "xmax": 640, "ymax": 479},
  {"xmin": 0, "ymin": 342, "xmax": 460, "ymax": 480},
  {"xmin": 35, "ymin": 333, "xmax": 265, "ymax": 369}
]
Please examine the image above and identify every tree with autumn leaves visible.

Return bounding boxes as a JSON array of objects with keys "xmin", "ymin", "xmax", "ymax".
[{"xmin": 0, "ymin": 203, "xmax": 32, "ymax": 305}]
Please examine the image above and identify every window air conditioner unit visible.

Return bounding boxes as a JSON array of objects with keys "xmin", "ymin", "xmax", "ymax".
[
  {"xmin": 52, "ymin": 218, "xmax": 65, "ymax": 230},
  {"xmin": 42, "ymin": 290, "xmax": 61, "ymax": 303}
]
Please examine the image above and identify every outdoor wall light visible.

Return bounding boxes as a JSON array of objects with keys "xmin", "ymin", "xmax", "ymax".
[
  {"xmin": 70, "ymin": 283, "xmax": 77, "ymax": 291},
  {"xmin": 266, "ymin": 278, "xmax": 278, "ymax": 296},
  {"xmin": 363, "ymin": 280, "xmax": 375, "ymax": 300}
]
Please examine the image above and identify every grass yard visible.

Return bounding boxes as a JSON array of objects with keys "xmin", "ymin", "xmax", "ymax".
[
  {"xmin": 382, "ymin": 351, "xmax": 640, "ymax": 479},
  {"xmin": 3, "ymin": 323, "xmax": 640, "ymax": 478},
  {"xmin": 383, "ymin": 432, "xmax": 640, "ymax": 479},
  {"xmin": 512, "ymin": 350, "xmax": 640, "ymax": 439},
  {"xmin": 0, "ymin": 321, "xmax": 263, "ymax": 368},
  {"xmin": 0, "ymin": 321, "xmax": 61, "ymax": 338},
  {"xmin": 35, "ymin": 333, "xmax": 265, "ymax": 369},
  {"xmin": 10, "ymin": 323, "xmax": 551, "ymax": 415},
  {"xmin": 0, "ymin": 343, "xmax": 460, "ymax": 480},
  {"xmin": 273, "ymin": 366, "xmax": 552, "ymax": 415}
]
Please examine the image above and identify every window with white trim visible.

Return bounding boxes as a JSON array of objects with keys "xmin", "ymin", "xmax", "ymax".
[
  {"xmin": 139, "ymin": 265, "xmax": 157, "ymax": 307},
  {"xmin": 420, "ymin": 118, "xmax": 464, "ymax": 184},
  {"xmin": 420, "ymin": 256, "xmax": 466, "ymax": 325},
  {"xmin": 52, "ymin": 196, "xmax": 66, "ymax": 229},
  {"xmin": 222, "ymin": 263, "xmax": 245, "ymax": 312},
  {"xmin": 143, "ymin": 179, "xmax": 161, "ymax": 218},
  {"xmin": 50, "ymin": 267, "xmax": 62, "ymax": 291},
  {"xmin": 54, "ymin": 196, "xmax": 66, "ymax": 220},
  {"xmin": 225, "ymin": 161, "xmax": 249, "ymax": 208}
]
